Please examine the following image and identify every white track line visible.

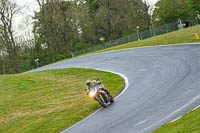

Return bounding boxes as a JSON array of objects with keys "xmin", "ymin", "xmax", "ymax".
[
  {"xmin": 138, "ymin": 95, "xmax": 200, "ymax": 133},
  {"xmin": 60, "ymin": 69, "xmax": 129, "ymax": 133},
  {"xmin": 170, "ymin": 104, "xmax": 200, "ymax": 123},
  {"xmin": 33, "ymin": 42, "xmax": 200, "ymax": 132},
  {"xmin": 192, "ymin": 105, "xmax": 200, "ymax": 111},
  {"xmin": 95, "ymin": 69, "xmax": 129, "ymax": 100},
  {"xmin": 170, "ymin": 115, "xmax": 183, "ymax": 123}
]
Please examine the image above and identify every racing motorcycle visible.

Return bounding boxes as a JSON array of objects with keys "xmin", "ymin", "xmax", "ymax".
[{"xmin": 87, "ymin": 86, "xmax": 114, "ymax": 108}]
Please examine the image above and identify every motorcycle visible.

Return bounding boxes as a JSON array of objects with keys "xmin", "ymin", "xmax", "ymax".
[{"xmin": 87, "ymin": 86, "xmax": 114, "ymax": 108}]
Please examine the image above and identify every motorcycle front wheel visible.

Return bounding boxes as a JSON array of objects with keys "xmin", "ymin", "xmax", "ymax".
[
  {"xmin": 97, "ymin": 95, "xmax": 107, "ymax": 108},
  {"xmin": 110, "ymin": 96, "xmax": 114, "ymax": 103}
]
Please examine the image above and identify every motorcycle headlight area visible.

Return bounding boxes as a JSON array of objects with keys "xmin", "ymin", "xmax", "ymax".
[{"xmin": 89, "ymin": 91, "xmax": 96, "ymax": 97}]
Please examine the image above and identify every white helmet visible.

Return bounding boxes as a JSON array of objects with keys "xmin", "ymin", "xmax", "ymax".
[{"xmin": 86, "ymin": 80, "xmax": 91, "ymax": 85}]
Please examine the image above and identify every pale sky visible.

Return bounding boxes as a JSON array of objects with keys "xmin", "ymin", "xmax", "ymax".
[
  {"xmin": 149, "ymin": 0, "xmax": 159, "ymax": 5},
  {"xmin": 14, "ymin": 0, "xmax": 38, "ymax": 38}
]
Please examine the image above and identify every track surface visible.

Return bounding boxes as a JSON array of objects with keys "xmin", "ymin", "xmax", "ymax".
[{"xmin": 29, "ymin": 43, "xmax": 200, "ymax": 133}]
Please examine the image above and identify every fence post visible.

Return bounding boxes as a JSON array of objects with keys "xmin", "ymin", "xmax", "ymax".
[
  {"xmin": 71, "ymin": 52, "xmax": 74, "ymax": 58},
  {"xmin": 195, "ymin": 33, "xmax": 200, "ymax": 39},
  {"xmin": 128, "ymin": 36, "xmax": 131, "ymax": 43},
  {"xmin": 166, "ymin": 24, "xmax": 169, "ymax": 33},
  {"xmin": 140, "ymin": 33, "xmax": 143, "ymax": 40},
  {"xmin": 152, "ymin": 23, "xmax": 156, "ymax": 36},
  {"xmin": 136, "ymin": 26, "xmax": 141, "ymax": 41}
]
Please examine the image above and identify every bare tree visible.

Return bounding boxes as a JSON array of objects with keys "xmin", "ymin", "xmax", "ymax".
[
  {"xmin": 142, "ymin": 0, "xmax": 155, "ymax": 35},
  {"xmin": 0, "ymin": 50, "xmax": 6, "ymax": 74},
  {"xmin": 0, "ymin": 38, "xmax": 6, "ymax": 74},
  {"xmin": 36, "ymin": 0, "xmax": 46, "ymax": 11},
  {"xmin": 0, "ymin": 0, "xmax": 21, "ymax": 73}
]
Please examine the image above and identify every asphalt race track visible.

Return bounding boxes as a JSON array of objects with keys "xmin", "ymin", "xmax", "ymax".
[{"xmin": 28, "ymin": 43, "xmax": 200, "ymax": 133}]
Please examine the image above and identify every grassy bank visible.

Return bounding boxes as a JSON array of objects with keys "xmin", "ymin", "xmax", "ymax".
[
  {"xmin": 0, "ymin": 68, "xmax": 124, "ymax": 133},
  {"xmin": 55, "ymin": 25, "xmax": 200, "ymax": 64},
  {"xmin": 153, "ymin": 106, "xmax": 200, "ymax": 133},
  {"xmin": 82, "ymin": 25, "xmax": 200, "ymax": 132},
  {"xmin": 86, "ymin": 24, "xmax": 200, "ymax": 55}
]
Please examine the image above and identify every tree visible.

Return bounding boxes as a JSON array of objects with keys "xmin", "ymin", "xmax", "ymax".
[
  {"xmin": 142, "ymin": 0, "xmax": 155, "ymax": 35},
  {"xmin": 153, "ymin": 0, "xmax": 193, "ymax": 25},
  {"xmin": 33, "ymin": 0, "xmax": 86, "ymax": 65},
  {"xmin": 0, "ymin": 43, "xmax": 6, "ymax": 74},
  {"xmin": 93, "ymin": 0, "xmax": 147, "ymax": 41},
  {"xmin": 0, "ymin": 0, "xmax": 20, "ymax": 73},
  {"xmin": 85, "ymin": 0, "xmax": 101, "ymax": 13},
  {"xmin": 32, "ymin": 0, "xmax": 148, "ymax": 68},
  {"xmin": 188, "ymin": 0, "xmax": 200, "ymax": 22}
]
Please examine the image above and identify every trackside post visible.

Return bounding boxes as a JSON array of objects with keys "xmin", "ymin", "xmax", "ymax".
[{"xmin": 195, "ymin": 33, "xmax": 200, "ymax": 39}]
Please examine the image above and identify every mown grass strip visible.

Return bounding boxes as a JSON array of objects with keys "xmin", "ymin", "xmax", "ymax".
[{"xmin": 0, "ymin": 68, "xmax": 124, "ymax": 133}]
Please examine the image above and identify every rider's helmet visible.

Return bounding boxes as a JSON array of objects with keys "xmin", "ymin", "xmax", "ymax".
[{"xmin": 86, "ymin": 80, "xmax": 91, "ymax": 86}]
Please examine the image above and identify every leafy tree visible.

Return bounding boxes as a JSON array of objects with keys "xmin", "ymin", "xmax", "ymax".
[
  {"xmin": 85, "ymin": 0, "xmax": 101, "ymax": 13},
  {"xmin": 93, "ymin": 0, "xmax": 147, "ymax": 41},
  {"xmin": 153, "ymin": 0, "xmax": 193, "ymax": 25},
  {"xmin": 188, "ymin": 0, "xmax": 200, "ymax": 22},
  {"xmin": 31, "ymin": 0, "xmax": 149, "ymax": 70},
  {"xmin": 33, "ymin": 0, "xmax": 76, "ymax": 63}
]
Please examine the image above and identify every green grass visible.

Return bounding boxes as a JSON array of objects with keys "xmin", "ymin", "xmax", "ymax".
[
  {"xmin": 53, "ymin": 25, "xmax": 200, "ymax": 64},
  {"xmin": 84, "ymin": 24, "xmax": 200, "ymax": 56},
  {"xmin": 0, "ymin": 68, "xmax": 124, "ymax": 133},
  {"xmin": 4, "ymin": 25, "xmax": 199, "ymax": 133},
  {"xmin": 79, "ymin": 25, "xmax": 200, "ymax": 133},
  {"xmin": 153, "ymin": 106, "xmax": 200, "ymax": 133}
]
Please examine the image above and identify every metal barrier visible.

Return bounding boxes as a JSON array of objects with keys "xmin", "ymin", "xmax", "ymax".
[{"xmin": 73, "ymin": 20, "xmax": 199, "ymax": 57}]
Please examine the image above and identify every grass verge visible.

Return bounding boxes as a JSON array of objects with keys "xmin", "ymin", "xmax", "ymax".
[
  {"xmin": 152, "ymin": 106, "xmax": 200, "ymax": 133},
  {"xmin": 80, "ymin": 25, "xmax": 200, "ymax": 132},
  {"xmin": 0, "ymin": 68, "xmax": 124, "ymax": 133},
  {"xmin": 51, "ymin": 25, "xmax": 200, "ymax": 65},
  {"xmin": 84, "ymin": 24, "xmax": 200, "ymax": 56}
]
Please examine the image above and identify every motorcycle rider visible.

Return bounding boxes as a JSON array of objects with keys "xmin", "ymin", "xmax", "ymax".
[{"xmin": 85, "ymin": 79, "xmax": 112, "ymax": 98}]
